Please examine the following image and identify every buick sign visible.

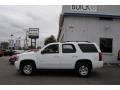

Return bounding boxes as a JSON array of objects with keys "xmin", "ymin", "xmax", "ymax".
[{"xmin": 71, "ymin": 5, "xmax": 97, "ymax": 12}]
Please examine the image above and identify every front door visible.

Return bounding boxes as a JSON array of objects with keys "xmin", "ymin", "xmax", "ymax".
[{"xmin": 38, "ymin": 44, "xmax": 60, "ymax": 69}]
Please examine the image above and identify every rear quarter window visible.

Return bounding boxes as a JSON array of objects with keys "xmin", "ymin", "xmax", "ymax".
[{"xmin": 78, "ymin": 44, "xmax": 98, "ymax": 53}]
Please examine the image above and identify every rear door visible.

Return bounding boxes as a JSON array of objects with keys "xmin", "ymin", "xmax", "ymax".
[{"xmin": 59, "ymin": 44, "xmax": 79, "ymax": 69}]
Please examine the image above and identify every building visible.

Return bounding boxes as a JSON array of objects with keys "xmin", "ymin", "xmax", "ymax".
[
  {"xmin": 9, "ymin": 37, "xmax": 21, "ymax": 50},
  {"xmin": 15, "ymin": 37, "xmax": 21, "ymax": 50},
  {"xmin": 57, "ymin": 5, "xmax": 120, "ymax": 63},
  {"xmin": 9, "ymin": 39, "xmax": 15, "ymax": 50}
]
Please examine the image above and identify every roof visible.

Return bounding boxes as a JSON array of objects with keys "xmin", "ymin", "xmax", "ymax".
[{"xmin": 64, "ymin": 41, "xmax": 93, "ymax": 44}]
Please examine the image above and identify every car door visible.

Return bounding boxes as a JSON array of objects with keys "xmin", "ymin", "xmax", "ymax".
[
  {"xmin": 60, "ymin": 44, "xmax": 79, "ymax": 69},
  {"xmin": 38, "ymin": 44, "xmax": 60, "ymax": 69}
]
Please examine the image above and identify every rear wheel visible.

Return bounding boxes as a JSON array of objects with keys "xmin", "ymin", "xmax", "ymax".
[
  {"xmin": 20, "ymin": 62, "xmax": 36, "ymax": 75},
  {"xmin": 76, "ymin": 63, "xmax": 91, "ymax": 77}
]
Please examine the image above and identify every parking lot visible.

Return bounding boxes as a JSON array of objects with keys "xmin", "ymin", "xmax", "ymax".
[{"xmin": 0, "ymin": 56, "xmax": 120, "ymax": 85}]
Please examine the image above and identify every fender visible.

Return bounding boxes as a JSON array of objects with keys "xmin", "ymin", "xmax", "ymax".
[
  {"xmin": 75, "ymin": 59, "xmax": 92, "ymax": 69},
  {"xmin": 20, "ymin": 59, "xmax": 36, "ymax": 68}
]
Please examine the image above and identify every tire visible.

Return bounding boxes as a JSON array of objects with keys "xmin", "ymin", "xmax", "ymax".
[
  {"xmin": 76, "ymin": 63, "xmax": 91, "ymax": 77},
  {"xmin": 20, "ymin": 62, "xmax": 36, "ymax": 75}
]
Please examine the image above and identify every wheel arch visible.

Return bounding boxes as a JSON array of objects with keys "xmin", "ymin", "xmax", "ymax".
[
  {"xmin": 20, "ymin": 59, "xmax": 36, "ymax": 69},
  {"xmin": 75, "ymin": 59, "xmax": 93, "ymax": 69}
]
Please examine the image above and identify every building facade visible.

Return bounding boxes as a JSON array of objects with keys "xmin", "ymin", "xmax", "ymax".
[{"xmin": 57, "ymin": 5, "xmax": 120, "ymax": 63}]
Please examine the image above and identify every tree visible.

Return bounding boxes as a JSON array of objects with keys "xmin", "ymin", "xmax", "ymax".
[
  {"xmin": 44, "ymin": 35, "xmax": 56, "ymax": 45},
  {"xmin": 1, "ymin": 42, "xmax": 9, "ymax": 49}
]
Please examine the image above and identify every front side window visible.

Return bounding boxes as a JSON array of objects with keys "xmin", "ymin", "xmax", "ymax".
[
  {"xmin": 100, "ymin": 38, "xmax": 113, "ymax": 53},
  {"xmin": 42, "ymin": 44, "xmax": 59, "ymax": 54},
  {"xmin": 62, "ymin": 44, "xmax": 76, "ymax": 53}
]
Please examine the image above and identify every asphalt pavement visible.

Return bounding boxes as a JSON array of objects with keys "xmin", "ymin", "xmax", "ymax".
[{"xmin": 0, "ymin": 56, "xmax": 120, "ymax": 85}]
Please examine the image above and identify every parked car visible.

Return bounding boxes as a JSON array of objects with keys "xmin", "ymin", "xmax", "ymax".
[
  {"xmin": 27, "ymin": 49, "xmax": 39, "ymax": 52},
  {"xmin": 0, "ymin": 50, "xmax": 4, "ymax": 57},
  {"xmin": 13, "ymin": 50, "xmax": 25, "ymax": 55},
  {"xmin": 9, "ymin": 50, "xmax": 25, "ymax": 64},
  {"xmin": 9, "ymin": 55, "xmax": 18, "ymax": 64},
  {"xmin": 14, "ymin": 41, "xmax": 103, "ymax": 77},
  {"xmin": 2, "ymin": 50, "xmax": 15, "ymax": 56}
]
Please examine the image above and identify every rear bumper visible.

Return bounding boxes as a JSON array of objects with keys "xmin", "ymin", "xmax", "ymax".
[{"xmin": 92, "ymin": 61, "xmax": 103, "ymax": 69}]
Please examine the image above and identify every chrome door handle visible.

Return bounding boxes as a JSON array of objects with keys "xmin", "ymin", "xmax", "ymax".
[{"xmin": 72, "ymin": 55, "xmax": 78, "ymax": 58}]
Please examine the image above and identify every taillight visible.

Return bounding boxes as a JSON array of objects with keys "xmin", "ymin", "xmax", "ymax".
[
  {"xmin": 117, "ymin": 50, "xmax": 120, "ymax": 60},
  {"xmin": 99, "ymin": 52, "xmax": 102, "ymax": 61}
]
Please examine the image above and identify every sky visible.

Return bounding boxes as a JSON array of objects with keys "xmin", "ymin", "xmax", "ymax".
[{"xmin": 0, "ymin": 5, "xmax": 62, "ymax": 47}]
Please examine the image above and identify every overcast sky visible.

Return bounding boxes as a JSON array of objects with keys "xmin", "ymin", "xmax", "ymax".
[{"xmin": 0, "ymin": 5, "xmax": 62, "ymax": 46}]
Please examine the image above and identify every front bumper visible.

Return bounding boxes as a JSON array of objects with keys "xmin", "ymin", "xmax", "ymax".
[{"xmin": 14, "ymin": 60, "xmax": 20, "ymax": 70}]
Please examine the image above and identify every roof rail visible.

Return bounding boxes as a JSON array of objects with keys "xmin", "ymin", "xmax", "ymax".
[{"xmin": 65, "ymin": 41, "xmax": 91, "ymax": 43}]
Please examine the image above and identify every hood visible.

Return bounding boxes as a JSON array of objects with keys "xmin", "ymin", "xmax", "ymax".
[
  {"xmin": 17, "ymin": 51, "xmax": 36, "ymax": 57},
  {"xmin": 16, "ymin": 51, "xmax": 37, "ymax": 61}
]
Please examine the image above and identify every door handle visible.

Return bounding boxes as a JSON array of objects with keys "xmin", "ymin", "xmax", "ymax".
[{"xmin": 72, "ymin": 55, "xmax": 78, "ymax": 58}]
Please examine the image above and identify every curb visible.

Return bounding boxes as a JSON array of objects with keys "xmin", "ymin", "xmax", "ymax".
[{"xmin": 104, "ymin": 63, "xmax": 120, "ymax": 66}]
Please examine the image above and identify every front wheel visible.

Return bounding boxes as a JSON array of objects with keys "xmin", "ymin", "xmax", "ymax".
[
  {"xmin": 20, "ymin": 62, "xmax": 36, "ymax": 75},
  {"xmin": 76, "ymin": 63, "xmax": 91, "ymax": 77}
]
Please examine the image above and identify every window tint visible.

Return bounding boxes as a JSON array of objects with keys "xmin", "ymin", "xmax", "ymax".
[
  {"xmin": 100, "ymin": 38, "xmax": 113, "ymax": 53},
  {"xmin": 78, "ymin": 44, "xmax": 98, "ymax": 53},
  {"xmin": 42, "ymin": 44, "xmax": 59, "ymax": 53},
  {"xmin": 62, "ymin": 44, "xmax": 76, "ymax": 53}
]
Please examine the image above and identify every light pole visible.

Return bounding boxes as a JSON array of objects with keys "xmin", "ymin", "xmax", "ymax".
[
  {"xmin": 25, "ymin": 31, "xmax": 28, "ymax": 49},
  {"xmin": 10, "ymin": 34, "xmax": 14, "ymax": 50}
]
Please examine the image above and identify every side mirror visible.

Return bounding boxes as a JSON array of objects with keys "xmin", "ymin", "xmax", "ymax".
[
  {"xmin": 41, "ymin": 49, "xmax": 51, "ymax": 54},
  {"xmin": 41, "ymin": 50, "xmax": 47, "ymax": 54},
  {"xmin": 41, "ymin": 50, "xmax": 49, "ymax": 54}
]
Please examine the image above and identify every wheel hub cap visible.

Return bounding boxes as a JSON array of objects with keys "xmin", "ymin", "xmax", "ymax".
[
  {"xmin": 79, "ymin": 66, "xmax": 88, "ymax": 76},
  {"xmin": 23, "ymin": 65, "xmax": 32, "ymax": 75}
]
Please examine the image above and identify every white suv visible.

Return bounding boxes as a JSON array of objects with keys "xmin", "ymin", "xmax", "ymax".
[{"xmin": 14, "ymin": 42, "xmax": 103, "ymax": 77}]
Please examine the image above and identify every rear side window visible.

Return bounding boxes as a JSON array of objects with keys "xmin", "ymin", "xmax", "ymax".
[
  {"xmin": 62, "ymin": 44, "xmax": 76, "ymax": 53},
  {"xmin": 78, "ymin": 44, "xmax": 98, "ymax": 53}
]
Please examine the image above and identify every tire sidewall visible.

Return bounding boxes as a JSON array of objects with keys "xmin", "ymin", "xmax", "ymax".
[
  {"xmin": 20, "ymin": 62, "xmax": 35, "ymax": 75},
  {"xmin": 76, "ymin": 63, "xmax": 91, "ymax": 77}
]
